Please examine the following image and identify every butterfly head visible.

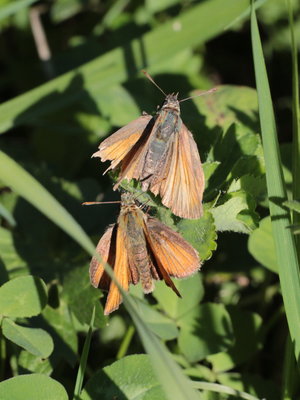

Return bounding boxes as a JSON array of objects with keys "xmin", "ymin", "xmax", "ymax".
[{"xmin": 161, "ymin": 93, "xmax": 180, "ymax": 113}]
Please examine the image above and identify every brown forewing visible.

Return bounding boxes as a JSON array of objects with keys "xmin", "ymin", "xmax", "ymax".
[{"xmin": 157, "ymin": 124, "xmax": 204, "ymax": 219}]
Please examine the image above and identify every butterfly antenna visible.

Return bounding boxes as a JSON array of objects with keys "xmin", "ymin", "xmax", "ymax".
[
  {"xmin": 180, "ymin": 87, "xmax": 217, "ymax": 103},
  {"xmin": 82, "ymin": 201, "xmax": 121, "ymax": 206},
  {"xmin": 142, "ymin": 70, "xmax": 167, "ymax": 97}
]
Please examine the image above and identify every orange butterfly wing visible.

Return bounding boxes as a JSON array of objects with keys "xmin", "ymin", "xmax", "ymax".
[
  {"xmin": 89, "ymin": 221, "xmax": 130, "ymax": 315},
  {"xmin": 155, "ymin": 123, "xmax": 205, "ymax": 219},
  {"xmin": 104, "ymin": 217, "xmax": 130, "ymax": 315},
  {"xmin": 90, "ymin": 224, "xmax": 116, "ymax": 290},
  {"xmin": 144, "ymin": 216, "xmax": 200, "ymax": 294},
  {"xmin": 93, "ymin": 114, "xmax": 152, "ymax": 173}
]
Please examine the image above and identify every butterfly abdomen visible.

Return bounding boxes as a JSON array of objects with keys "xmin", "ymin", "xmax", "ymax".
[
  {"xmin": 141, "ymin": 109, "xmax": 181, "ymax": 186},
  {"xmin": 126, "ymin": 212, "xmax": 154, "ymax": 293}
]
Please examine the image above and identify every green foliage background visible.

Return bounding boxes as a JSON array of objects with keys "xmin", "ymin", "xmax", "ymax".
[{"xmin": 0, "ymin": 0, "xmax": 299, "ymax": 399}]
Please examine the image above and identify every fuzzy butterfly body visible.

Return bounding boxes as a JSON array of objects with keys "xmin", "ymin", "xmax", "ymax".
[
  {"xmin": 90, "ymin": 193, "xmax": 200, "ymax": 315},
  {"xmin": 93, "ymin": 92, "xmax": 205, "ymax": 219}
]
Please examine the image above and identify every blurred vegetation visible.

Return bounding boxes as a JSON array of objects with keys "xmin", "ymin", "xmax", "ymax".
[{"xmin": 0, "ymin": 0, "xmax": 300, "ymax": 399}]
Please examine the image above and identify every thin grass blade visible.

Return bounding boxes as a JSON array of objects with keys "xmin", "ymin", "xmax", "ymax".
[
  {"xmin": 250, "ymin": 2, "xmax": 300, "ymax": 364},
  {"xmin": 73, "ymin": 307, "xmax": 95, "ymax": 400}
]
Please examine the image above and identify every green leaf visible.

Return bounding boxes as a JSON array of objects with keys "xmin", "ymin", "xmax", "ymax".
[
  {"xmin": 248, "ymin": 216, "xmax": 278, "ymax": 273},
  {"xmin": 207, "ymin": 307, "xmax": 263, "ymax": 372},
  {"xmin": 204, "ymin": 124, "xmax": 264, "ymax": 197},
  {"xmin": 178, "ymin": 303, "xmax": 234, "ymax": 362},
  {"xmin": 211, "ymin": 191, "xmax": 258, "ymax": 233},
  {"xmin": 251, "ymin": 2, "xmax": 300, "ymax": 364},
  {"xmin": 42, "ymin": 303, "xmax": 78, "ymax": 366},
  {"xmin": 153, "ymin": 274, "xmax": 204, "ymax": 321},
  {"xmin": 134, "ymin": 298, "xmax": 179, "ymax": 340},
  {"xmin": 0, "ymin": 0, "xmax": 263, "ymax": 134},
  {"xmin": 0, "ymin": 227, "xmax": 28, "ymax": 277},
  {"xmin": 2, "ymin": 318, "xmax": 54, "ymax": 358},
  {"xmin": 193, "ymin": 85, "xmax": 258, "ymax": 132},
  {"xmin": 18, "ymin": 350, "xmax": 53, "ymax": 375},
  {"xmin": 217, "ymin": 372, "xmax": 280, "ymax": 400},
  {"xmin": 228, "ymin": 174, "xmax": 267, "ymax": 203},
  {"xmin": 81, "ymin": 354, "xmax": 168, "ymax": 400},
  {"xmin": 0, "ymin": 374, "xmax": 68, "ymax": 400},
  {"xmin": 0, "ymin": 275, "xmax": 47, "ymax": 317},
  {"xmin": 63, "ymin": 265, "xmax": 106, "ymax": 329},
  {"xmin": 177, "ymin": 209, "xmax": 217, "ymax": 260}
]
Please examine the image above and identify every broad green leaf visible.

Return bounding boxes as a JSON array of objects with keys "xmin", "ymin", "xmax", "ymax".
[
  {"xmin": 0, "ymin": 275, "xmax": 47, "ymax": 317},
  {"xmin": 207, "ymin": 307, "xmax": 263, "ymax": 372},
  {"xmin": 228, "ymin": 175, "xmax": 267, "ymax": 203},
  {"xmin": 251, "ymin": 3, "xmax": 300, "ymax": 363},
  {"xmin": 42, "ymin": 303, "xmax": 78, "ymax": 366},
  {"xmin": 63, "ymin": 265, "xmax": 106, "ymax": 329},
  {"xmin": 2, "ymin": 318, "xmax": 54, "ymax": 358},
  {"xmin": 153, "ymin": 274, "xmax": 204, "ymax": 321},
  {"xmin": 211, "ymin": 191, "xmax": 258, "ymax": 233},
  {"xmin": 0, "ymin": 374, "xmax": 68, "ymax": 400},
  {"xmin": 248, "ymin": 216, "xmax": 278, "ymax": 273},
  {"xmin": 134, "ymin": 298, "xmax": 179, "ymax": 340},
  {"xmin": 81, "ymin": 354, "xmax": 168, "ymax": 400},
  {"xmin": 177, "ymin": 209, "xmax": 217, "ymax": 260},
  {"xmin": 193, "ymin": 85, "xmax": 258, "ymax": 132},
  {"xmin": 178, "ymin": 303, "xmax": 234, "ymax": 362},
  {"xmin": 205, "ymin": 124, "xmax": 264, "ymax": 196},
  {"xmin": 0, "ymin": 227, "xmax": 28, "ymax": 277},
  {"xmin": 203, "ymin": 161, "xmax": 221, "ymax": 188},
  {"xmin": 0, "ymin": 0, "xmax": 264, "ymax": 134},
  {"xmin": 18, "ymin": 350, "xmax": 53, "ymax": 375}
]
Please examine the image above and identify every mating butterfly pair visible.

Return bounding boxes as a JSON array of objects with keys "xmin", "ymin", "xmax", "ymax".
[{"xmin": 88, "ymin": 72, "xmax": 214, "ymax": 314}]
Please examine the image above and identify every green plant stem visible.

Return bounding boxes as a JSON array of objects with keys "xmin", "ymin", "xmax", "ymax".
[
  {"xmin": 116, "ymin": 325, "xmax": 135, "ymax": 360},
  {"xmin": 193, "ymin": 381, "xmax": 261, "ymax": 400},
  {"xmin": 73, "ymin": 306, "xmax": 95, "ymax": 400}
]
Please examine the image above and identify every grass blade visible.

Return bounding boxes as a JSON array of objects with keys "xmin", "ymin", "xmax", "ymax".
[
  {"xmin": 73, "ymin": 307, "xmax": 95, "ymax": 400},
  {"xmin": 250, "ymin": 2, "xmax": 300, "ymax": 365},
  {"xmin": 0, "ymin": 150, "xmax": 200, "ymax": 400},
  {"xmin": 0, "ymin": 0, "xmax": 265, "ymax": 134},
  {"xmin": 287, "ymin": 0, "xmax": 300, "ymax": 231},
  {"xmin": 193, "ymin": 382, "xmax": 261, "ymax": 400}
]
